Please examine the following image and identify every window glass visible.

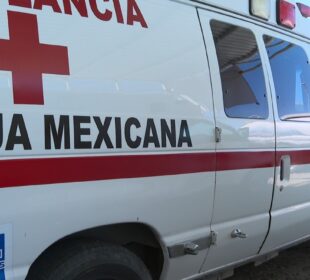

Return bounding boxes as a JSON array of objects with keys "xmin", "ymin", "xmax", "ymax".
[
  {"xmin": 264, "ymin": 36, "xmax": 310, "ymax": 119},
  {"xmin": 211, "ymin": 20, "xmax": 268, "ymax": 119}
]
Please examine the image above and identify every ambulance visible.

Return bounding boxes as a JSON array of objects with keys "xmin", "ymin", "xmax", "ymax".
[{"xmin": 0, "ymin": 0, "xmax": 309, "ymax": 279}]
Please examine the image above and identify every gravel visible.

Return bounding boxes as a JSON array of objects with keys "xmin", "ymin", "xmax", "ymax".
[{"xmin": 229, "ymin": 242, "xmax": 310, "ymax": 280}]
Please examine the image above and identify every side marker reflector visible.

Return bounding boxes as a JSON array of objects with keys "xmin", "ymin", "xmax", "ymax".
[
  {"xmin": 297, "ymin": 3, "xmax": 310, "ymax": 18},
  {"xmin": 278, "ymin": 0, "xmax": 296, "ymax": 29}
]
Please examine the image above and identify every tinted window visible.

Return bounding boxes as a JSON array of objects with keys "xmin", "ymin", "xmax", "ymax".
[
  {"xmin": 211, "ymin": 21, "xmax": 268, "ymax": 119},
  {"xmin": 264, "ymin": 36, "xmax": 310, "ymax": 119}
]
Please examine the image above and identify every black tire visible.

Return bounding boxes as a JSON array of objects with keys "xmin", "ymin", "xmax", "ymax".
[{"xmin": 26, "ymin": 240, "xmax": 153, "ymax": 280}]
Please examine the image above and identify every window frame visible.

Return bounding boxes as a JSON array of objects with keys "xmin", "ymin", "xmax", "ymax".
[
  {"xmin": 210, "ymin": 19, "xmax": 270, "ymax": 120},
  {"xmin": 263, "ymin": 34, "xmax": 310, "ymax": 122}
]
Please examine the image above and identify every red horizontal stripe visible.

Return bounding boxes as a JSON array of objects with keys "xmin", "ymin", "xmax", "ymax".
[
  {"xmin": 277, "ymin": 150, "xmax": 310, "ymax": 166},
  {"xmin": 0, "ymin": 150, "xmax": 309, "ymax": 189},
  {"xmin": 217, "ymin": 150, "xmax": 310, "ymax": 171},
  {"xmin": 0, "ymin": 153, "xmax": 216, "ymax": 188},
  {"xmin": 217, "ymin": 151, "xmax": 275, "ymax": 171}
]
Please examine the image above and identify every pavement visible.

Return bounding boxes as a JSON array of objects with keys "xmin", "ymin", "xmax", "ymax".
[{"xmin": 228, "ymin": 242, "xmax": 310, "ymax": 280}]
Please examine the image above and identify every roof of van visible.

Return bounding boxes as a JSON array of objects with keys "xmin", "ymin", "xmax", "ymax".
[{"xmin": 192, "ymin": 0, "xmax": 310, "ymax": 40}]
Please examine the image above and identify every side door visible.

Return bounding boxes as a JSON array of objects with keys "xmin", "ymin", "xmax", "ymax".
[
  {"xmin": 260, "ymin": 33, "xmax": 310, "ymax": 253},
  {"xmin": 198, "ymin": 10, "xmax": 276, "ymax": 270}
]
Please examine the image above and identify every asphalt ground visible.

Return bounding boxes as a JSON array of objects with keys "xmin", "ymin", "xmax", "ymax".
[{"xmin": 228, "ymin": 242, "xmax": 310, "ymax": 280}]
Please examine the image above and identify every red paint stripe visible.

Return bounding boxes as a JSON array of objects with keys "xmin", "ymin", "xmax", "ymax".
[
  {"xmin": 0, "ymin": 150, "xmax": 309, "ymax": 189},
  {"xmin": 0, "ymin": 153, "xmax": 216, "ymax": 188},
  {"xmin": 217, "ymin": 151, "xmax": 275, "ymax": 171},
  {"xmin": 277, "ymin": 150, "xmax": 310, "ymax": 166},
  {"xmin": 217, "ymin": 150, "xmax": 310, "ymax": 171}
]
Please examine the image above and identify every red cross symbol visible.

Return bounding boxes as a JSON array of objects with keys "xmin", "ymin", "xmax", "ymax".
[{"xmin": 0, "ymin": 11, "xmax": 70, "ymax": 105}]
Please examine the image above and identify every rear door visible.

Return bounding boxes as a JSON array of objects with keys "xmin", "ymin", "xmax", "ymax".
[
  {"xmin": 198, "ymin": 10, "xmax": 276, "ymax": 270},
  {"xmin": 260, "ymin": 32, "xmax": 310, "ymax": 253}
]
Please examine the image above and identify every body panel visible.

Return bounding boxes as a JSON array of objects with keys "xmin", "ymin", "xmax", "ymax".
[
  {"xmin": 198, "ymin": 10, "xmax": 276, "ymax": 271},
  {"xmin": 0, "ymin": 1, "xmax": 217, "ymax": 279},
  {"xmin": 260, "ymin": 32, "xmax": 310, "ymax": 253}
]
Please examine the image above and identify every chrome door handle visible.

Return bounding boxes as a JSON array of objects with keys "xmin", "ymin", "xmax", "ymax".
[
  {"xmin": 184, "ymin": 242, "xmax": 200, "ymax": 255},
  {"xmin": 280, "ymin": 155, "xmax": 291, "ymax": 181},
  {"xmin": 231, "ymin": 229, "xmax": 247, "ymax": 239}
]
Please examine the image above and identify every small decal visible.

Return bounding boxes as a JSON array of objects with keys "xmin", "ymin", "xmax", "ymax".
[
  {"xmin": 0, "ymin": 225, "xmax": 12, "ymax": 280},
  {"xmin": 0, "ymin": 234, "xmax": 5, "ymax": 280}
]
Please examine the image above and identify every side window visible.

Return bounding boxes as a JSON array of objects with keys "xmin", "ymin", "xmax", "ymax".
[
  {"xmin": 264, "ymin": 36, "xmax": 310, "ymax": 120},
  {"xmin": 210, "ymin": 20, "xmax": 268, "ymax": 119}
]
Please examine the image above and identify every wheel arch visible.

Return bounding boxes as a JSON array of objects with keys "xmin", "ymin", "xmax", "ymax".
[{"xmin": 26, "ymin": 222, "xmax": 168, "ymax": 280}]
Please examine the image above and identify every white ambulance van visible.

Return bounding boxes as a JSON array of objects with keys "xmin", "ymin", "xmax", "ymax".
[{"xmin": 0, "ymin": 0, "xmax": 309, "ymax": 279}]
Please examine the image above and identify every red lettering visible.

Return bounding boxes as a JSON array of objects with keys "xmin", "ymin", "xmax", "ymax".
[
  {"xmin": 127, "ymin": 0, "xmax": 148, "ymax": 28},
  {"xmin": 34, "ymin": 0, "xmax": 62, "ymax": 13},
  {"xmin": 113, "ymin": 0, "xmax": 124, "ymax": 24},
  {"xmin": 89, "ymin": 0, "xmax": 112, "ymax": 21},
  {"xmin": 63, "ymin": 0, "xmax": 88, "ymax": 17},
  {"xmin": 8, "ymin": 0, "xmax": 148, "ymax": 29},
  {"xmin": 9, "ymin": 0, "xmax": 31, "ymax": 8},
  {"xmin": 0, "ymin": 11, "xmax": 70, "ymax": 105}
]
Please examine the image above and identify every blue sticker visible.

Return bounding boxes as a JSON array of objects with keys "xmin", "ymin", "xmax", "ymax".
[{"xmin": 0, "ymin": 234, "xmax": 5, "ymax": 280}]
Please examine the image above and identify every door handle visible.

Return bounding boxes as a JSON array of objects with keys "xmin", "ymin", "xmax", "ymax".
[
  {"xmin": 231, "ymin": 229, "xmax": 247, "ymax": 239},
  {"xmin": 280, "ymin": 155, "xmax": 291, "ymax": 181},
  {"xmin": 184, "ymin": 243, "xmax": 200, "ymax": 255}
]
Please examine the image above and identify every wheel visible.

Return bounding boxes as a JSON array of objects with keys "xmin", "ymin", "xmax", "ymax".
[{"xmin": 26, "ymin": 240, "xmax": 153, "ymax": 280}]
